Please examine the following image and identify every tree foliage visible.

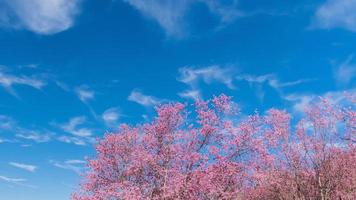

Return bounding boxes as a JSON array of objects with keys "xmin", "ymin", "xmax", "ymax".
[{"xmin": 73, "ymin": 94, "xmax": 356, "ymax": 200}]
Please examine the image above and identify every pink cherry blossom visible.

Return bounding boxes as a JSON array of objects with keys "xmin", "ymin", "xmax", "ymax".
[{"xmin": 73, "ymin": 94, "xmax": 356, "ymax": 200}]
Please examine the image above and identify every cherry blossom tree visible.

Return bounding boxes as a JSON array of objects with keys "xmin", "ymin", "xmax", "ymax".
[
  {"xmin": 249, "ymin": 98, "xmax": 356, "ymax": 200},
  {"xmin": 73, "ymin": 94, "xmax": 355, "ymax": 200}
]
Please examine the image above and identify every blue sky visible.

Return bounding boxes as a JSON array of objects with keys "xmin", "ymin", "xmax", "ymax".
[{"xmin": 0, "ymin": 0, "xmax": 355, "ymax": 199}]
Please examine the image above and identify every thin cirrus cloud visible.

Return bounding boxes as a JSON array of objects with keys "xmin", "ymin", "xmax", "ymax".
[
  {"xmin": 0, "ymin": 66, "xmax": 46, "ymax": 97},
  {"xmin": 102, "ymin": 107, "xmax": 120, "ymax": 126},
  {"xmin": 177, "ymin": 65, "xmax": 235, "ymax": 100},
  {"xmin": 50, "ymin": 159, "xmax": 86, "ymax": 174},
  {"xmin": 0, "ymin": 175, "xmax": 26, "ymax": 184},
  {"xmin": 177, "ymin": 65, "xmax": 315, "ymax": 101},
  {"xmin": 283, "ymin": 89, "xmax": 355, "ymax": 113},
  {"xmin": 55, "ymin": 115, "xmax": 95, "ymax": 146},
  {"xmin": 59, "ymin": 116, "xmax": 93, "ymax": 137},
  {"xmin": 178, "ymin": 89, "xmax": 202, "ymax": 101},
  {"xmin": 16, "ymin": 131, "xmax": 52, "ymax": 143},
  {"xmin": 128, "ymin": 90, "xmax": 160, "ymax": 107},
  {"xmin": 123, "ymin": 0, "xmax": 242, "ymax": 37},
  {"xmin": 74, "ymin": 85, "xmax": 98, "ymax": 118},
  {"xmin": 0, "ymin": 138, "xmax": 13, "ymax": 144},
  {"xmin": 123, "ymin": 0, "xmax": 191, "ymax": 37},
  {"xmin": 75, "ymin": 86, "xmax": 95, "ymax": 103},
  {"xmin": 0, "ymin": 115, "xmax": 53, "ymax": 143},
  {"xmin": 0, "ymin": 115, "xmax": 16, "ymax": 130},
  {"xmin": 178, "ymin": 66, "xmax": 236, "ymax": 89},
  {"xmin": 235, "ymin": 73, "xmax": 315, "ymax": 102},
  {"xmin": 235, "ymin": 73, "xmax": 315, "ymax": 90},
  {"xmin": 57, "ymin": 135, "xmax": 86, "ymax": 146},
  {"xmin": 0, "ymin": 175, "xmax": 36, "ymax": 188},
  {"xmin": 0, "ymin": 114, "xmax": 93, "ymax": 146},
  {"xmin": 334, "ymin": 55, "xmax": 356, "ymax": 86},
  {"xmin": 0, "ymin": 0, "xmax": 82, "ymax": 35},
  {"xmin": 9, "ymin": 162, "xmax": 37, "ymax": 173},
  {"xmin": 312, "ymin": 0, "xmax": 356, "ymax": 32}
]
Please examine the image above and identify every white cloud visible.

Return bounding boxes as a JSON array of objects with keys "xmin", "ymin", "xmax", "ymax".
[
  {"xmin": 202, "ymin": 0, "xmax": 243, "ymax": 23},
  {"xmin": 1, "ymin": 0, "xmax": 82, "ymax": 35},
  {"xmin": 272, "ymin": 79, "xmax": 316, "ymax": 88},
  {"xmin": 178, "ymin": 65, "xmax": 235, "ymax": 89},
  {"xmin": 66, "ymin": 159, "xmax": 86, "ymax": 164},
  {"xmin": 50, "ymin": 159, "xmax": 86, "ymax": 174},
  {"xmin": 123, "ymin": 0, "xmax": 241, "ymax": 37},
  {"xmin": 128, "ymin": 90, "xmax": 160, "ymax": 107},
  {"xmin": 236, "ymin": 73, "xmax": 314, "ymax": 89},
  {"xmin": 57, "ymin": 135, "xmax": 86, "ymax": 146},
  {"xmin": 61, "ymin": 116, "xmax": 86, "ymax": 131},
  {"xmin": 102, "ymin": 107, "xmax": 120, "ymax": 126},
  {"xmin": 178, "ymin": 89, "xmax": 201, "ymax": 100},
  {"xmin": 15, "ymin": 131, "xmax": 52, "ymax": 143},
  {"xmin": 74, "ymin": 85, "xmax": 98, "ymax": 118},
  {"xmin": 0, "ymin": 138, "xmax": 13, "ymax": 143},
  {"xmin": 0, "ymin": 115, "xmax": 16, "ymax": 130},
  {"xmin": 235, "ymin": 73, "xmax": 316, "ymax": 102},
  {"xmin": 0, "ymin": 175, "xmax": 26, "ymax": 183},
  {"xmin": 55, "ymin": 116, "xmax": 95, "ymax": 145},
  {"xmin": 284, "ymin": 94, "xmax": 314, "ymax": 113},
  {"xmin": 284, "ymin": 89, "xmax": 355, "ymax": 113},
  {"xmin": 75, "ymin": 86, "xmax": 95, "ymax": 103},
  {"xmin": 235, "ymin": 73, "xmax": 272, "ymax": 84},
  {"xmin": 0, "ymin": 174, "xmax": 36, "ymax": 188},
  {"xmin": 9, "ymin": 162, "xmax": 37, "ymax": 172},
  {"xmin": 60, "ymin": 116, "xmax": 93, "ymax": 137},
  {"xmin": 177, "ymin": 66, "xmax": 235, "ymax": 101},
  {"xmin": 177, "ymin": 66, "xmax": 314, "ymax": 101},
  {"xmin": 334, "ymin": 55, "xmax": 356, "ymax": 85},
  {"xmin": 123, "ymin": 0, "xmax": 190, "ymax": 37},
  {"xmin": 0, "ymin": 114, "xmax": 53, "ymax": 143},
  {"xmin": 0, "ymin": 66, "xmax": 46, "ymax": 96},
  {"xmin": 313, "ymin": 0, "xmax": 356, "ymax": 32}
]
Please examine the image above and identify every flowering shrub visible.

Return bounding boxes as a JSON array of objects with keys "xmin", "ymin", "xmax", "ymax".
[{"xmin": 73, "ymin": 94, "xmax": 355, "ymax": 200}]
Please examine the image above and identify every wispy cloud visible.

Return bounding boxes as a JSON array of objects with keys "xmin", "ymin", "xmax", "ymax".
[
  {"xmin": 128, "ymin": 90, "xmax": 160, "ymax": 107},
  {"xmin": 74, "ymin": 85, "xmax": 98, "ymax": 118},
  {"xmin": 0, "ymin": 175, "xmax": 37, "ymax": 188},
  {"xmin": 102, "ymin": 107, "xmax": 120, "ymax": 127},
  {"xmin": 123, "ymin": 0, "xmax": 242, "ymax": 37},
  {"xmin": 236, "ymin": 73, "xmax": 314, "ymax": 89},
  {"xmin": 177, "ymin": 65, "xmax": 314, "ymax": 101},
  {"xmin": 0, "ymin": 175, "xmax": 26, "ymax": 183},
  {"xmin": 178, "ymin": 89, "xmax": 201, "ymax": 100},
  {"xmin": 312, "ymin": 0, "xmax": 356, "ymax": 32},
  {"xmin": 236, "ymin": 73, "xmax": 315, "ymax": 102},
  {"xmin": 57, "ymin": 135, "xmax": 87, "ymax": 146},
  {"xmin": 284, "ymin": 89, "xmax": 355, "ymax": 113},
  {"xmin": 16, "ymin": 131, "xmax": 52, "ymax": 143},
  {"xmin": 177, "ymin": 65, "xmax": 236, "ymax": 100},
  {"xmin": 50, "ymin": 159, "xmax": 86, "ymax": 174},
  {"xmin": 0, "ymin": 66, "xmax": 46, "ymax": 97},
  {"xmin": 59, "ymin": 116, "xmax": 93, "ymax": 137},
  {"xmin": 9, "ymin": 162, "xmax": 37, "ymax": 172},
  {"xmin": 123, "ymin": 0, "xmax": 190, "ymax": 37},
  {"xmin": 53, "ymin": 116, "xmax": 96, "ymax": 146},
  {"xmin": 202, "ymin": 0, "xmax": 243, "ymax": 23},
  {"xmin": 0, "ymin": 115, "xmax": 52, "ymax": 143},
  {"xmin": 334, "ymin": 55, "xmax": 356, "ymax": 86},
  {"xmin": 75, "ymin": 86, "xmax": 95, "ymax": 103},
  {"xmin": 284, "ymin": 94, "xmax": 314, "ymax": 113},
  {"xmin": 0, "ymin": 115, "xmax": 16, "ymax": 130},
  {"xmin": 178, "ymin": 65, "xmax": 236, "ymax": 90},
  {"xmin": 0, "ymin": 138, "xmax": 14, "ymax": 143},
  {"xmin": 0, "ymin": 0, "xmax": 82, "ymax": 35}
]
